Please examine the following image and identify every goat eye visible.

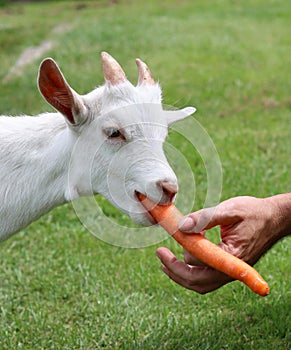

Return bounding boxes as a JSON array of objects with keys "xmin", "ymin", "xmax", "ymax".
[{"xmin": 104, "ymin": 128, "xmax": 124, "ymax": 139}]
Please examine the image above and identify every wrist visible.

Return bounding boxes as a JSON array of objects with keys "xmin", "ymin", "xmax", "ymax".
[{"xmin": 267, "ymin": 193, "xmax": 291, "ymax": 240}]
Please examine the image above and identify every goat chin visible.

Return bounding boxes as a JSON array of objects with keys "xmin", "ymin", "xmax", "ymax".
[
  {"xmin": 129, "ymin": 211, "xmax": 157, "ymax": 227},
  {"xmin": 129, "ymin": 192, "xmax": 158, "ymax": 227}
]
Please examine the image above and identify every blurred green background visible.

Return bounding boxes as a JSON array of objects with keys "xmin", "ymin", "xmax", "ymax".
[{"xmin": 0, "ymin": 1, "xmax": 290, "ymax": 349}]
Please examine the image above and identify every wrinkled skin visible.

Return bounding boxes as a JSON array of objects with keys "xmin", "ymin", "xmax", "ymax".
[{"xmin": 157, "ymin": 194, "xmax": 291, "ymax": 294}]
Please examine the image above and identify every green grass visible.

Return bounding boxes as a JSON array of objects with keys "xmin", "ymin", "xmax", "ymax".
[{"xmin": 0, "ymin": 0, "xmax": 290, "ymax": 349}]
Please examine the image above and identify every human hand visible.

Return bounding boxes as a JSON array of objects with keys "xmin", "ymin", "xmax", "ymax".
[{"xmin": 156, "ymin": 195, "xmax": 290, "ymax": 294}]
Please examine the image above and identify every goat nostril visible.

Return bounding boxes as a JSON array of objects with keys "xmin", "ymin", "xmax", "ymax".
[{"xmin": 159, "ymin": 181, "xmax": 178, "ymax": 202}]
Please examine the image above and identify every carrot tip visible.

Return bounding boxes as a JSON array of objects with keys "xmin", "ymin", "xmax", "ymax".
[{"xmin": 137, "ymin": 192, "xmax": 270, "ymax": 297}]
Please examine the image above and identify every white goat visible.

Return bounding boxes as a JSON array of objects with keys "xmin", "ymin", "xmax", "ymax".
[{"xmin": 0, "ymin": 52, "xmax": 195, "ymax": 241}]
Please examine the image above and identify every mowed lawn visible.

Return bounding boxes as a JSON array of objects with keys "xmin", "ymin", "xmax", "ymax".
[{"xmin": 0, "ymin": 0, "xmax": 290, "ymax": 349}]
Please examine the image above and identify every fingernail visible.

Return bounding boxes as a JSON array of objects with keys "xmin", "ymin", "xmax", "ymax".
[{"xmin": 178, "ymin": 216, "xmax": 195, "ymax": 232}]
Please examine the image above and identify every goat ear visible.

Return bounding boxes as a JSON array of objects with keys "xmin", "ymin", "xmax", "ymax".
[
  {"xmin": 38, "ymin": 58, "xmax": 85, "ymax": 125},
  {"xmin": 165, "ymin": 107, "xmax": 196, "ymax": 126}
]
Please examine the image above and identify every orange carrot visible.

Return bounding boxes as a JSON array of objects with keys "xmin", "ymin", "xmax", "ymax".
[{"xmin": 138, "ymin": 193, "xmax": 270, "ymax": 296}]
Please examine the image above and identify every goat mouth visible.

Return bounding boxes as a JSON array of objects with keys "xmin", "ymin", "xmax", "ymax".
[{"xmin": 135, "ymin": 191, "xmax": 157, "ymax": 225}]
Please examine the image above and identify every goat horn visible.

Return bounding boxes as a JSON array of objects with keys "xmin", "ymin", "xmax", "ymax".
[
  {"xmin": 101, "ymin": 51, "xmax": 127, "ymax": 85},
  {"xmin": 136, "ymin": 58, "xmax": 155, "ymax": 86}
]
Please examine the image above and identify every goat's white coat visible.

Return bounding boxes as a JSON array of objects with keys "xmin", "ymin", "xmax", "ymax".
[{"xmin": 0, "ymin": 56, "xmax": 195, "ymax": 241}]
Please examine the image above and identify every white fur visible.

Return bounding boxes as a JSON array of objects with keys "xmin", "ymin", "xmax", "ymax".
[{"xmin": 0, "ymin": 57, "xmax": 195, "ymax": 241}]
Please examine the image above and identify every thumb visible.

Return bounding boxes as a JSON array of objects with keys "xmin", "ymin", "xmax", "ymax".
[{"xmin": 178, "ymin": 204, "xmax": 233, "ymax": 233}]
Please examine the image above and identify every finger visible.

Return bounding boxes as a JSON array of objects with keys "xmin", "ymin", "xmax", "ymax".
[
  {"xmin": 156, "ymin": 247, "xmax": 177, "ymax": 265},
  {"xmin": 156, "ymin": 245, "xmax": 207, "ymax": 269},
  {"xmin": 156, "ymin": 247, "xmax": 231, "ymax": 286},
  {"xmin": 161, "ymin": 265, "xmax": 232, "ymax": 294},
  {"xmin": 156, "ymin": 245, "xmax": 205, "ymax": 267},
  {"xmin": 156, "ymin": 247, "xmax": 193, "ymax": 276},
  {"xmin": 178, "ymin": 202, "xmax": 240, "ymax": 233},
  {"xmin": 178, "ymin": 207, "xmax": 218, "ymax": 233}
]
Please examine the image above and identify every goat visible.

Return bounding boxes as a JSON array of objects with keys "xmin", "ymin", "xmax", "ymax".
[{"xmin": 0, "ymin": 52, "xmax": 195, "ymax": 241}]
